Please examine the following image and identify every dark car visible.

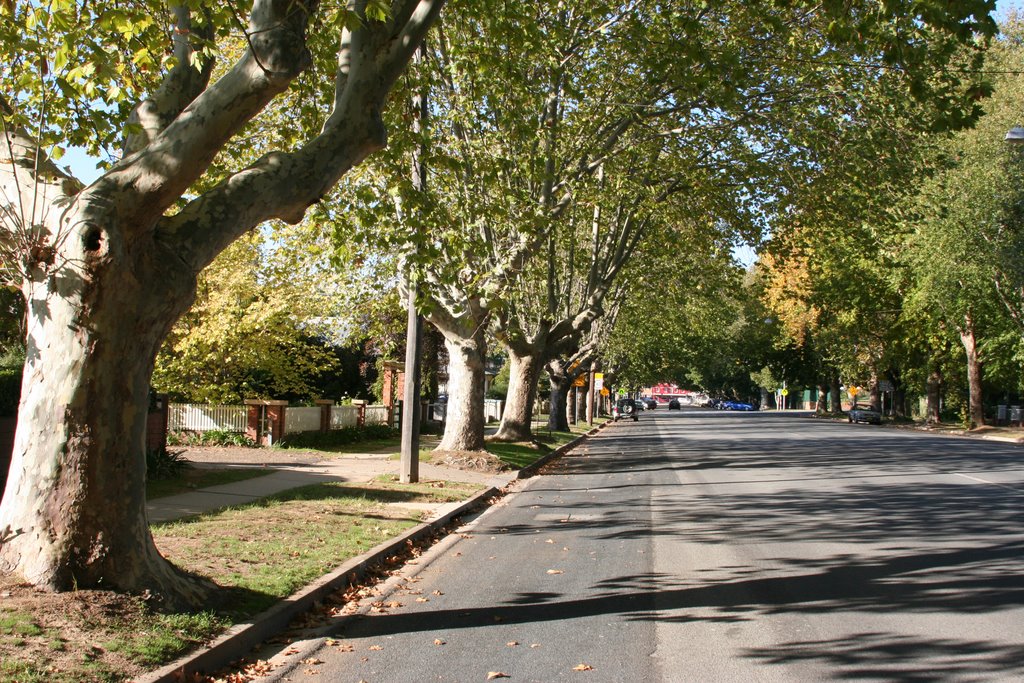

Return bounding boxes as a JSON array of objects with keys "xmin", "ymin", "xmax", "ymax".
[
  {"xmin": 848, "ymin": 404, "xmax": 882, "ymax": 424},
  {"xmin": 668, "ymin": 398, "xmax": 681, "ymax": 410},
  {"xmin": 614, "ymin": 398, "xmax": 640, "ymax": 422},
  {"xmin": 644, "ymin": 398, "xmax": 657, "ymax": 410}
]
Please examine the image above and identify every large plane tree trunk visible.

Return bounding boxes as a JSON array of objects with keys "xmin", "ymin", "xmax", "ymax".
[
  {"xmin": 815, "ymin": 383, "xmax": 829, "ymax": 413},
  {"xmin": 435, "ymin": 330, "xmax": 487, "ymax": 452},
  {"xmin": 545, "ymin": 359, "xmax": 574, "ymax": 432},
  {"xmin": 0, "ymin": 210, "xmax": 211, "ymax": 607},
  {"xmin": 491, "ymin": 346, "xmax": 545, "ymax": 442},
  {"xmin": 959, "ymin": 314, "xmax": 985, "ymax": 429},
  {"xmin": 829, "ymin": 372, "xmax": 842, "ymax": 413},
  {"xmin": 926, "ymin": 367, "xmax": 943, "ymax": 424},
  {"xmin": 0, "ymin": 0, "xmax": 444, "ymax": 606}
]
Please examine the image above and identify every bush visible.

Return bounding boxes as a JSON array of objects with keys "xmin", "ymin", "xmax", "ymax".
[
  {"xmin": 166, "ymin": 430, "xmax": 257, "ymax": 448},
  {"xmin": 146, "ymin": 448, "xmax": 189, "ymax": 480},
  {"xmin": 276, "ymin": 425, "xmax": 399, "ymax": 449}
]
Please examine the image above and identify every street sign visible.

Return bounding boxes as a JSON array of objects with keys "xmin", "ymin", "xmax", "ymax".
[
  {"xmin": 594, "ymin": 373, "xmax": 604, "ymax": 391},
  {"xmin": 780, "ymin": 388, "xmax": 789, "ymax": 397},
  {"xmin": 600, "ymin": 388, "xmax": 610, "ymax": 396},
  {"xmin": 572, "ymin": 376, "xmax": 587, "ymax": 387}
]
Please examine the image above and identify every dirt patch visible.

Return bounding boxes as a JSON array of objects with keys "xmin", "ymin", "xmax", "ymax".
[
  {"xmin": 436, "ymin": 450, "xmax": 511, "ymax": 474},
  {"xmin": 0, "ymin": 575, "xmax": 148, "ymax": 682}
]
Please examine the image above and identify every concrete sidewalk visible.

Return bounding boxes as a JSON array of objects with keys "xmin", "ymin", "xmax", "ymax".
[{"xmin": 147, "ymin": 451, "xmax": 511, "ymax": 523}]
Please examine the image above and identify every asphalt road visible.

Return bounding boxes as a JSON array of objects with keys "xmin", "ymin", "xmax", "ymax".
[{"xmin": 277, "ymin": 410, "xmax": 1024, "ymax": 682}]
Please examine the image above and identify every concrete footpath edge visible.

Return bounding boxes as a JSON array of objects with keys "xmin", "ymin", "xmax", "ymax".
[{"xmin": 138, "ymin": 420, "xmax": 609, "ymax": 683}]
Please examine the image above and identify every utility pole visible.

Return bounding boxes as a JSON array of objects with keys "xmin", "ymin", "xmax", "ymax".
[{"xmin": 401, "ymin": 44, "xmax": 427, "ymax": 484}]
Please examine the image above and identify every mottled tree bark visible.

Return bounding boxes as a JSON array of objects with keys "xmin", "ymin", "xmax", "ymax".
[
  {"xmin": 545, "ymin": 360, "xmax": 573, "ymax": 432},
  {"xmin": 829, "ymin": 372, "xmax": 843, "ymax": 413},
  {"xmin": 0, "ymin": 0, "xmax": 445, "ymax": 606},
  {"xmin": 959, "ymin": 315, "xmax": 985, "ymax": 429},
  {"xmin": 435, "ymin": 331, "xmax": 487, "ymax": 452},
  {"xmin": 926, "ymin": 367, "xmax": 943, "ymax": 424},
  {"xmin": 815, "ymin": 383, "xmax": 829, "ymax": 413},
  {"xmin": 491, "ymin": 348, "xmax": 545, "ymax": 442}
]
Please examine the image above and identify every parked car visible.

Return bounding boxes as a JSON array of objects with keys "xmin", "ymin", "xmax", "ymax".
[
  {"xmin": 668, "ymin": 398, "xmax": 681, "ymax": 410},
  {"xmin": 613, "ymin": 398, "xmax": 640, "ymax": 422},
  {"xmin": 723, "ymin": 400, "xmax": 755, "ymax": 411},
  {"xmin": 644, "ymin": 398, "xmax": 657, "ymax": 410},
  {"xmin": 848, "ymin": 404, "xmax": 882, "ymax": 424}
]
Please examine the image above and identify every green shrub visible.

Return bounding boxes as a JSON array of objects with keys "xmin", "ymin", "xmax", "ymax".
[
  {"xmin": 166, "ymin": 430, "xmax": 257, "ymax": 448},
  {"xmin": 146, "ymin": 448, "xmax": 189, "ymax": 480},
  {"xmin": 276, "ymin": 425, "xmax": 398, "ymax": 449}
]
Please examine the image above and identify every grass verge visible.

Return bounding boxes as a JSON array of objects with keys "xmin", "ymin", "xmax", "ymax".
[
  {"xmin": 485, "ymin": 429, "xmax": 580, "ymax": 469},
  {"xmin": 0, "ymin": 478, "xmax": 484, "ymax": 682}
]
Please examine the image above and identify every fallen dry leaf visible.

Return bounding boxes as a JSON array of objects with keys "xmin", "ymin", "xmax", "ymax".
[
  {"xmin": 434, "ymin": 638, "xmax": 446, "ymax": 645},
  {"xmin": 368, "ymin": 645, "xmax": 383, "ymax": 651},
  {"xmin": 506, "ymin": 641, "xmax": 519, "ymax": 647},
  {"xmin": 573, "ymin": 663, "xmax": 594, "ymax": 671},
  {"xmin": 545, "ymin": 539, "xmax": 555, "ymax": 544},
  {"xmin": 416, "ymin": 597, "xmax": 430, "ymax": 603},
  {"xmin": 303, "ymin": 668, "xmax": 321, "ymax": 676},
  {"xmin": 487, "ymin": 673, "xmax": 510, "ymax": 680},
  {"xmin": 386, "ymin": 601, "xmax": 403, "ymax": 608},
  {"xmin": 433, "ymin": 590, "xmax": 444, "ymax": 596},
  {"xmin": 546, "ymin": 569, "xmax": 564, "ymax": 575},
  {"xmin": 530, "ymin": 643, "xmax": 541, "ymax": 648},
  {"xmin": 302, "ymin": 658, "xmax": 323, "ymax": 665}
]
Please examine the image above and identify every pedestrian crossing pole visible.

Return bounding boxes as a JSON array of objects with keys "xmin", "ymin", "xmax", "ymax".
[{"xmin": 401, "ymin": 43, "xmax": 427, "ymax": 484}]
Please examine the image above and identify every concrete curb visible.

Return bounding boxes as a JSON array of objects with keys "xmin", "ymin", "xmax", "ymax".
[{"xmin": 138, "ymin": 422, "xmax": 607, "ymax": 682}]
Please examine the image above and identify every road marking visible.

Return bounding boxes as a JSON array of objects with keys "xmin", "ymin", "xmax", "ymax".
[
  {"xmin": 534, "ymin": 513, "xmax": 603, "ymax": 521},
  {"xmin": 953, "ymin": 472, "xmax": 1024, "ymax": 494}
]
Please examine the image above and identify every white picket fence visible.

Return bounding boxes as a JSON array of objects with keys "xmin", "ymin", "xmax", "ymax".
[
  {"xmin": 169, "ymin": 403, "xmax": 247, "ymax": 433},
  {"xmin": 284, "ymin": 406, "xmax": 321, "ymax": 434},
  {"xmin": 364, "ymin": 405, "xmax": 390, "ymax": 426},
  {"xmin": 168, "ymin": 401, "xmax": 406, "ymax": 435},
  {"xmin": 330, "ymin": 405, "xmax": 360, "ymax": 429}
]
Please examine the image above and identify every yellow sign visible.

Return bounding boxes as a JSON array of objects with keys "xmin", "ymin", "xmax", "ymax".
[
  {"xmin": 848, "ymin": 386, "xmax": 860, "ymax": 396},
  {"xmin": 600, "ymin": 388, "xmax": 610, "ymax": 396},
  {"xmin": 572, "ymin": 376, "xmax": 587, "ymax": 387},
  {"xmin": 780, "ymin": 388, "xmax": 789, "ymax": 397},
  {"xmin": 594, "ymin": 373, "xmax": 604, "ymax": 391}
]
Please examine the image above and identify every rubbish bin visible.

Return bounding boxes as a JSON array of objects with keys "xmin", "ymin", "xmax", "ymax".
[
  {"xmin": 1011, "ymin": 406, "xmax": 1022, "ymax": 425},
  {"xmin": 998, "ymin": 405, "xmax": 1008, "ymax": 423}
]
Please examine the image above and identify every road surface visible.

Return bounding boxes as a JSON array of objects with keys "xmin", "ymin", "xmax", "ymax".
[{"xmin": 272, "ymin": 410, "xmax": 1024, "ymax": 682}]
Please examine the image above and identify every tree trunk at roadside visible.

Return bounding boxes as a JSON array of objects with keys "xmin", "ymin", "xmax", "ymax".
[
  {"xmin": 0, "ymin": 223, "xmax": 212, "ymax": 606},
  {"xmin": 815, "ymin": 383, "xmax": 829, "ymax": 413},
  {"xmin": 926, "ymin": 367, "xmax": 943, "ymax": 424},
  {"xmin": 959, "ymin": 316, "xmax": 985, "ymax": 429},
  {"xmin": 546, "ymin": 360, "xmax": 573, "ymax": 432},
  {"xmin": 435, "ymin": 331, "xmax": 487, "ymax": 452},
  {"xmin": 491, "ymin": 349, "xmax": 545, "ymax": 442},
  {"xmin": 830, "ymin": 373, "xmax": 842, "ymax": 413}
]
